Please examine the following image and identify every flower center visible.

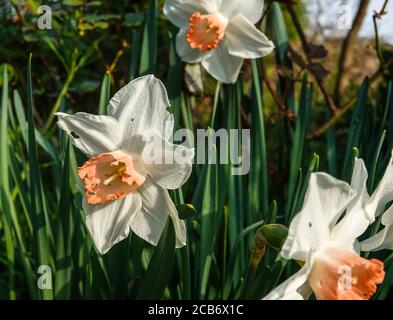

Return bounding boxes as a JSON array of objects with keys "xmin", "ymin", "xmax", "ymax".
[
  {"xmin": 103, "ymin": 164, "xmax": 127, "ymax": 186},
  {"xmin": 307, "ymin": 246, "xmax": 385, "ymax": 300},
  {"xmin": 78, "ymin": 151, "xmax": 146, "ymax": 205},
  {"xmin": 186, "ymin": 11, "xmax": 227, "ymax": 52}
]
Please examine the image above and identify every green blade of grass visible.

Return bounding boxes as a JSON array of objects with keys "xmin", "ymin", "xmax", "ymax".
[
  {"xmin": 129, "ymin": 28, "xmax": 142, "ymax": 80},
  {"xmin": 288, "ymin": 168, "xmax": 302, "ymax": 223},
  {"xmin": 326, "ymin": 107, "xmax": 337, "ymax": 176},
  {"xmin": 292, "ymin": 153, "xmax": 320, "ymax": 217},
  {"xmin": 342, "ymin": 78, "xmax": 369, "ymax": 179},
  {"xmin": 166, "ymin": 26, "xmax": 183, "ymax": 129},
  {"xmin": 8, "ymin": 143, "xmax": 32, "ymax": 235},
  {"xmin": 54, "ymin": 138, "xmax": 73, "ymax": 299},
  {"xmin": 136, "ymin": 217, "xmax": 176, "ymax": 299},
  {"xmin": 268, "ymin": 2, "xmax": 295, "ymax": 109},
  {"xmin": 1, "ymin": 65, "xmax": 9, "ymax": 201},
  {"xmin": 386, "ymin": 81, "xmax": 393, "ymax": 147},
  {"xmin": 251, "ymin": 59, "xmax": 269, "ymax": 217},
  {"xmin": 286, "ymin": 75, "xmax": 312, "ymax": 217},
  {"xmin": 172, "ymin": 188, "xmax": 192, "ymax": 300},
  {"xmin": 269, "ymin": 2, "xmax": 289, "ymax": 65},
  {"xmin": 13, "ymin": 89, "xmax": 58, "ymax": 162},
  {"xmin": 196, "ymin": 152, "xmax": 216, "ymax": 299},
  {"xmin": 379, "ymin": 81, "xmax": 392, "ymax": 139},
  {"xmin": 139, "ymin": 0, "xmax": 157, "ymax": 75},
  {"xmin": 368, "ymin": 130, "xmax": 386, "ymax": 191},
  {"xmin": 1, "ymin": 64, "xmax": 37, "ymax": 299},
  {"xmin": 1, "ymin": 66, "xmax": 16, "ymax": 300},
  {"xmin": 27, "ymin": 54, "xmax": 53, "ymax": 300},
  {"xmin": 223, "ymin": 221, "xmax": 264, "ymax": 299},
  {"xmin": 226, "ymin": 82, "xmax": 246, "ymax": 285},
  {"xmin": 2, "ymin": 218, "xmax": 16, "ymax": 299},
  {"xmin": 98, "ymin": 71, "xmax": 111, "ymax": 115}
]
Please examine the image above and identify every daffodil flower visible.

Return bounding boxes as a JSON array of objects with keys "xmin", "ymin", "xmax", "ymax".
[
  {"xmin": 264, "ymin": 158, "xmax": 385, "ymax": 300},
  {"xmin": 56, "ymin": 75, "xmax": 194, "ymax": 254},
  {"xmin": 360, "ymin": 151, "xmax": 393, "ymax": 252},
  {"xmin": 164, "ymin": 0, "xmax": 274, "ymax": 83}
]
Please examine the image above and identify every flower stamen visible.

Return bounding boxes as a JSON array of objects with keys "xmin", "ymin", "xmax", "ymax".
[{"xmin": 103, "ymin": 165, "xmax": 126, "ymax": 186}]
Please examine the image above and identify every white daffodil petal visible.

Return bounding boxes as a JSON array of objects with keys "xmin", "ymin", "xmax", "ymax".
[
  {"xmin": 201, "ymin": 41, "xmax": 243, "ymax": 84},
  {"xmin": 281, "ymin": 173, "xmax": 356, "ymax": 261},
  {"xmin": 226, "ymin": 15, "xmax": 274, "ymax": 59},
  {"xmin": 164, "ymin": 0, "xmax": 222, "ymax": 29},
  {"xmin": 365, "ymin": 151, "xmax": 393, "ymax": 219},
  {"xmin": 132, "ymin": 179, "xmax": 186, "ymax": 247},
  {"xmin": 360, "ymin": 225, "xmax": 393, "ymax": 251},
  {"xmin": 176, "ymin": 29, "xmax": 206, "ymax": 63},
  {"xmin": 83, "ymin": 193, "xmax": 142, "ymax": 255},
  {"xmin": 263, "ymin": 264, "xmax": 312, "ymax": 300},
  {"xmin": 55, "ymin": 112, "xmax": 121, "ymax": 157},
  {"xmin": 382, "ymin": 204, "xmax": 393, "ymax": 226},
  {"xmin": 107, "ymin": 75, "xmax": 174, "ymax": 140},
  {"xmin": 331, "ymin": 158, "xmax": 371, "ymax": 247},
  {"xmin": 361, "ymin": 204, "xmax": 393, "ymax": 251},
  {"xmin": 219, "ymin": 0, "xmax": 263, "ymax": 24},
  {"xmin": 141, "ymin": 129, "xmax": 194, "ymax": 190}
]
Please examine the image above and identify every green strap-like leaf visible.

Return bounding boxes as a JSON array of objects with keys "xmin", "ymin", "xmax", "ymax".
[{"xmin": 136, "ymin": 216, "xmax": 176, "ymax": 299}]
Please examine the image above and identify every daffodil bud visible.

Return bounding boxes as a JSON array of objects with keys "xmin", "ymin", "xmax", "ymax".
[
  {"xmin": 260, "ymin": 224, "xmax": 288, "ymax": 252},
  {"xmin": 177, "ymin": 204, "xmax": 197, "ymax": 220},
  {"xmin": 250, "ymin": 229, "xmax": 267, "ymax": 268}
]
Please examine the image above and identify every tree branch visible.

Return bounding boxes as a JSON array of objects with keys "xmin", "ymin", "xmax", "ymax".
[
  {"xmin": 286, "ymin": 3, "xmax": 338, "ymax": 114},
  {"xmin": 334, "ymin": 0, "xmax": 370, "ymax": 105},
  {"xmin": 372, "ymin": 0, "xmax": 390, "ymax": 70},
  {"xmin": 307, "ymin": 56, "xmax": 393, "ymax": 139}
]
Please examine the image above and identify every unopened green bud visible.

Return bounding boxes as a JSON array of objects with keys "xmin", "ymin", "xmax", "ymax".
[
  {"xmin": 260, "ymin": 224, "xmax": 288, "ymax": 251},
  {"xmin": 177, "ymin": 204, "xmax": 197, "ymax": 220},
  {"xmin": 250, "ymin": 229, "xmax": 267, "ymax": 268}
]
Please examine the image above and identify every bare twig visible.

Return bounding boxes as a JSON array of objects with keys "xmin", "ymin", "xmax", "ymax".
[
  {"xmin": 334, "ymin": 0, "xmax": 370, "ymax": 105},
  {"xmin": 260, "ymin": 66, "xmax": 287, "ymax": 112},
  {"xmin": 307, "ymin": 56, "xmax": 393, "ymax": 139},
  {"xmin": 372, "ymin": 0, "xmax": 390, "ymax": 69},
  {"xmin": 285, "ymin": 3, "xmax": 338, "ymax": 114},
  {"xmin": 107, "ymin": 49, "xmax": 124, "ymax": 74}
]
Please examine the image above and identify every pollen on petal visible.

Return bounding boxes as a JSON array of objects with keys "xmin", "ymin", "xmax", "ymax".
[
  {"xmin": 308, "ymin": 246, "xmax": 385, "ymax": 300},
  {"xmin": 78, "ymin": 151, "xmax": 146, "ymax": 205},
  {"xmin": 186, "ymin": 11, "xmax": 226, "ymax": 52}
]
